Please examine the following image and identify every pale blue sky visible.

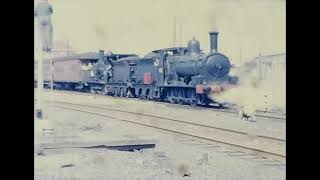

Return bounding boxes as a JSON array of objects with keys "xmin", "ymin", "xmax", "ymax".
[{"xmin": 34, "ymin": 0, "xmax": 285, "ymax": 65}]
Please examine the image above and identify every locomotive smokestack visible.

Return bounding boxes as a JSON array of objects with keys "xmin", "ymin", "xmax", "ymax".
[{"xmin": 209, "ymin": 31, "xmax": 218, "ymax": 52}]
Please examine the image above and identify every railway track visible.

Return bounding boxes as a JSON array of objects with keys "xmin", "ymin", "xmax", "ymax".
[
  {"xmin": 165, "ymin": 103, "xmax": 286, "ymax": 121},
  {"xmin": 48, "ymin": 100, "xmax": 286, "ymax": 162},
  {"xmin": 39, "ymin": 89, "xmax": 286, "ymax": 121}
]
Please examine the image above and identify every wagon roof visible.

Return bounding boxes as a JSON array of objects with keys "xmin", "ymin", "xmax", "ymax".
[{"xmin": 36, "ymin": 52, "xmax": 138, "ymax": 62}]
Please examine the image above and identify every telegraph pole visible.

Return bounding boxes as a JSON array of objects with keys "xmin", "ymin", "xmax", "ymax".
[
  {"xmin": 67, "ymin": 40, "xmax": 70, "ymax": 56},
  {"xmin": 179, "ymin": 23, "xmax": 182, "ymax": 47},
  {"xmin": 240, "ymin": 48, "xmax": 242, "ymax": 65},
  {"xmin": 50, "ymin": 52, "xmax": 53, "ymax": 92},
  {"xmin": 36, "ymin": 50, "xmax": 44, "ymax": 119},
  {"xmin": 35, "ymin": 0, "xmax": 54, "ymax": 120},
  {"xmin": 173, "ymin": 16, "xmax": 176, "ymax": 47}
]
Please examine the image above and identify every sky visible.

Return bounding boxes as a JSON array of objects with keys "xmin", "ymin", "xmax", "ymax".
[{"xmin": 34, "ymin": 0, "xmax": 285, "ymax": 65}]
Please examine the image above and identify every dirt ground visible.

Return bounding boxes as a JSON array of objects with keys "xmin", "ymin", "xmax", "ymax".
[{"xmin": 35, "ymin": 90, "xmax": 285, "ymax": 180}]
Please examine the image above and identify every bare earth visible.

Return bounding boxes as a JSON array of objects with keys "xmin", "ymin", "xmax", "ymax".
[{"xmin": 35, "ymin": 90, "xmax": 285, "ymax": 180}]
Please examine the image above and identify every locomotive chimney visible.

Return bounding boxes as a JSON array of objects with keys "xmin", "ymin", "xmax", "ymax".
[{"xmin": 209, "ymin": 31, "xmax": 218, "ymax": 52}]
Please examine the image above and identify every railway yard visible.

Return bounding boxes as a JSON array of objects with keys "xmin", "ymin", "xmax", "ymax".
[{"xmin": 34, "ymin": 89, "xmax": 286, "ymax": 180}]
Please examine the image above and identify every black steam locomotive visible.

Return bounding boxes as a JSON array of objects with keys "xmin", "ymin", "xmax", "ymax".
[
  {"xmin": 85, "ymin": 31, "xmax": 238, "ymax": 106},
  {"xmin": 35, "ymin": 31, "xmax": 238, "ymax": 106}
]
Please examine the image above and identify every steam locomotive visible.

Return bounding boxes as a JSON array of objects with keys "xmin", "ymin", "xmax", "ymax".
[{"xmin": 35, "ymin": 31, "xmax": 238, "ymax": 106}]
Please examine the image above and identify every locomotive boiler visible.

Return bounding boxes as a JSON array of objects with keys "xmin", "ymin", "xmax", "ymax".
[{"xmin": 166, "ymin": 32, "xmax": 231, "ymax": 84}]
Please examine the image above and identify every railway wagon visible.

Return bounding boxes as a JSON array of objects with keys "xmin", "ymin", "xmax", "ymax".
[
  {"xmin": 34, "ymin": 52, "xmax": 100, "ymax": 90},
  {"xmin": 53, "ymin": 59, "xmax": 87, "ymax": 90}
]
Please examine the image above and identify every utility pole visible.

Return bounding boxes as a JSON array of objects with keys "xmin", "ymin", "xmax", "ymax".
[
  {"xmin": 240, "ymin": 48, "xmax": 242, "ymax": 65},
  {"xmin": 179, "ymin": 23, "xmax": 182, "ymax": 47},
  {"xmin": 173, "ymin": 16, "xmax": 176, "ymax": 47},
  {"xmin": 35, "ymin": 0, "xmax": 54, "ymax": 120},
  {"xmin": 180, "ymin": 23, "xmax": 183, "ymax": 47},
  {"xmin": 67, "ymin": 40, "xmax": 70, "ymax": 56},
  {"xmin": 50, "ymin": 51, "xmax": 53, "ymax": 92},
  {"xmin": 36, "ymin": 50, "xmax": 44, "ymax": 119}
]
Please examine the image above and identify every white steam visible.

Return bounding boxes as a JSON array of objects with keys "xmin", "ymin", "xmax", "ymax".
[{"xmin": 211, "ymin": 59, "xmax": 286, "ymax": 114}]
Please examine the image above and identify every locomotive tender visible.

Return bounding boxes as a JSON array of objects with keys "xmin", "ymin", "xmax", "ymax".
[{"xmin": 35, "ymin": 31, "xmax": 238, "ymax": 106}]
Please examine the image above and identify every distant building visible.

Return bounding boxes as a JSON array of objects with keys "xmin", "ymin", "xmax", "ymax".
[
  {"xmin": 240, "ymin": 53, "xmax": 286, "ymax": 113},
  {"xmin": 243, "ymin": 53, "xmax": 286, "ymax": 80}
]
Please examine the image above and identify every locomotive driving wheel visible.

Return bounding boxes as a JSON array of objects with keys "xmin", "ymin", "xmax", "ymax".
[
  {"xmin": 90, "ymin": 88, "xmax": 95, "ymax": 94},
  {"xmin": 99, "ymin": 90, "xmax": 105, "ymax": 95},
  {"xmin": 120, "ymin": 89, "xmax": 125, "ymax": 97},
  {"xmin": 178, "ymin": 99, "xmax": 184, "ymax": 105},
  {"xmin": 172, "ymin": 99, "xmax": 178, "ymax": 104},
  {"xmin": 113, "ymin": 88, "xmax": 118, "ymax": 97},
  {"xmin": 126, "ymin": 88, "xmax": 133, "ymax": 98},
  {"xmin": 190, "ymin": 100, "xmax": 197, "ymax": 107},
  {"xmin": 101, "ymin": 86, "xmax": 107, "ymax": 95},
  {"xmin": 146, "ymin": 94, "xmax": 152, "ymax": 100}
]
